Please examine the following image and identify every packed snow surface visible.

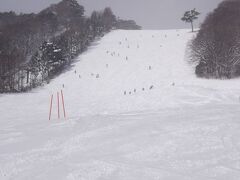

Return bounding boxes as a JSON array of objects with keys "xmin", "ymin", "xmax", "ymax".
[{"xmin": 1, "ymin": 30, "xmax": 240, "ymax": 180}]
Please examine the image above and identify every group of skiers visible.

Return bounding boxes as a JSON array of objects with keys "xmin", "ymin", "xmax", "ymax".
[
  {"xmin": 124, "ymin": 85, "xmax": 154, "ymax": 96},
  {"xmin": 68, "ymin": 36, "xmax": 177, "ymax": 97}
]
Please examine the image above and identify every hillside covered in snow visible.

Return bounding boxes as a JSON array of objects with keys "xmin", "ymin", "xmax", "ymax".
[
  {"xmin": 1, "ymin": 29, "xmax": 240, "ymax": 180},
  {"xmin": 0, "ymin": 0, "xmax": 140, "ymax": 93}
]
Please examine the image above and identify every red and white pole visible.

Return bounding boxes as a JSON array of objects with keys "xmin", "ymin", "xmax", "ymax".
[
  {"xmin": 61, "ymin": 90, "xmax": 66, "ymax": 119},
  {"xmin": 57, "ymin": 92, "xmax": 60, "ymax": 119},
  {"xmin": 49, "ymin": 94, "xmax": 53, "ymax": 121}
]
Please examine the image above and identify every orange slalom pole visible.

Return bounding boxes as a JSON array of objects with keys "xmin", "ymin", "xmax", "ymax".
[
  {"xmin": 61, "ymin": 90, "xmax": 66, "ymax": 119},
  {"xmin": 57, "ymin": 92, "xmax": 60, "ymax": 119},
  {"xmin": 49, "ymin": 94, "xmax": 53, "ymax": 121}
]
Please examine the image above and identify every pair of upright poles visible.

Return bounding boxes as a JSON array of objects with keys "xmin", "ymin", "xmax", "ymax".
[{"xmin": 49, "ymin": 90, "xmax": 66, "ymax": 120}]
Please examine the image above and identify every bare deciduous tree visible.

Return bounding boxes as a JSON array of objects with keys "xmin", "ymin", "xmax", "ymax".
[{"xmin": 191, "ymin": 0, "xmax": 240, "ymax": 79}]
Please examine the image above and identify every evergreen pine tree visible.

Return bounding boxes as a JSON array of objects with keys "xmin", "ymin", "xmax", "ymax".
[{"xmin": 181, "ymin": 8, "xmax": 200, "ymax": 32}]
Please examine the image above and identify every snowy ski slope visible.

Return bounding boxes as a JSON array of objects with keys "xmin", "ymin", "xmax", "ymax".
[{"xmin": 1, "ymin": 30, "xmax": 240, "ymax": 180}]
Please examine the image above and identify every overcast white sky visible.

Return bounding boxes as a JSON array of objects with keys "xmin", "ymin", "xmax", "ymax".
[{"xmin": 0, "ymin": 0, "xmax": 223, "ymax": 29}]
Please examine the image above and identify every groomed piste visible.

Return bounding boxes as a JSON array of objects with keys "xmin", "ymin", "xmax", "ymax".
[{"xmin": 1, "ymin": 30, "xmax": 240, "ymax": 180}]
